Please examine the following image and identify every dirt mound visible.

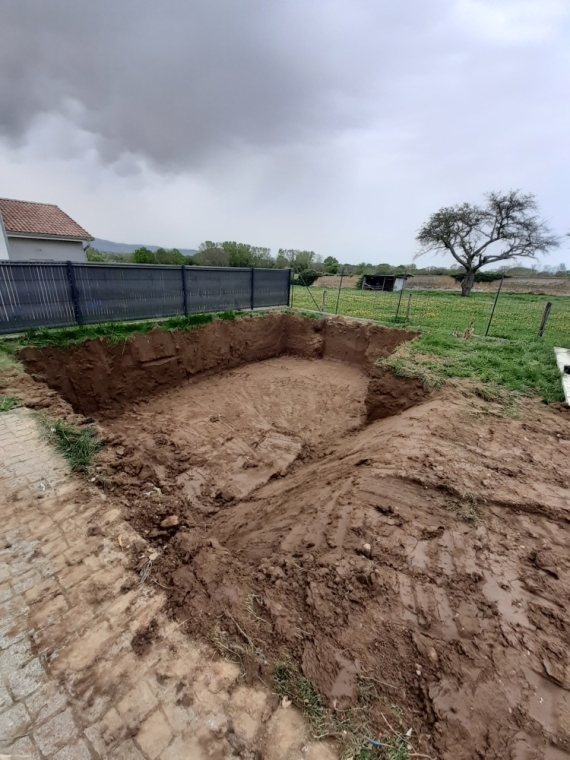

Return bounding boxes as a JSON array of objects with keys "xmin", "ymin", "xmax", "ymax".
[{"xmin": 102, "ymin": 384, "xmax": 569, "ymax": 760}]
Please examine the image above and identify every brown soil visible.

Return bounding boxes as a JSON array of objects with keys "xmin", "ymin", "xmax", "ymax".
[
  {"xmin": 9, "ymin": 313, "xmax": 570, "ymax": 760},
  {"xmin": 18, "ymin": 313, "xmax": 420, "ymax": 417}
]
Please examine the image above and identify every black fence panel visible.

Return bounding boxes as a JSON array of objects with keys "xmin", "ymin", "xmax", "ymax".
[
  {"xmin": 0, "ymin": 263, "xmax": 76, "ymax": 332},
  {"xmin": 184, "ymin": 267, "xmax": 253, "ymax": 313},
  {"xmin": 253, "ymin": 268, "xmax": 291, "ymax": 308},
  {"xmin": 73, "ymin": 264, "xmax": 185, "ymax": 324},
  {"xmin": 0, "ymin": 262, "xmax": 291, "ymax": 334}
]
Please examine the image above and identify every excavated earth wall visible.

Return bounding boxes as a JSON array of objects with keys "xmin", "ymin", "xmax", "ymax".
[{"xmin": 18, "ymin": 313, "xmax": 424, "ymax": 419}]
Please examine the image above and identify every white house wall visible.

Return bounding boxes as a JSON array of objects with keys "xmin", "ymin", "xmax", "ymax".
[
  {"xmin": 0, "ymin": 214, "xmax": 9, "ymax": 260},
  {"xmin": 7, "ymin": 237, "xmax": 87, "ymax": 262}
]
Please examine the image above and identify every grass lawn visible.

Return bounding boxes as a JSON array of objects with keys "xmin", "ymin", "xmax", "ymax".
[
  {"xmin": 383, "ymin": 330, "xmax": 564, "ymax": 404},
  {"xmin": 292, "ymin": 286, "xmax": 570, "ymax": 345},
  {"xmin": 293, "ymin": 286, "xmax": 567, "ymax": 403}
]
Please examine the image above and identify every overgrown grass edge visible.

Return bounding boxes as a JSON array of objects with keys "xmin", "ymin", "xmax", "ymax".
[
  {"xmin": 0, "ymin": 308, "xmax": 248, "ymax": 352},
  {"xmin": 38, "ymin": 415, "xmax": 104, "ymax": 471}
]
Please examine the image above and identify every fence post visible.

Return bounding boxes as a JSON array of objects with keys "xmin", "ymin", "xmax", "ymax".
[
  {"xmin": 484, "ymin": 272, "xmax": 504, "ymax": 337},
  {"xmin": 181, "ymin": 265, "xmax": 188, "ymax": 316},
  {"xmin": 405, "ymin": 293, "xmax": 412, "ymax": 323},
  {"xmin": 295, "ymin": 266, "xmax": 322, "ymax": 311},
  {"xmin": 250, "ymin": 268, "xmax": 255, "ymax": 310},
  {"xmin": 288, "ymin": 268, "xmax": 293, "ymax": 308},
  {"xmin": 334, "ymin": 267, "xmax": 345, "ymax": 314},
  {"xmin": 65, "ymin": 261, "xmax": 83, "ymax": 326},
  {"xmin": 394, "ymin": 271, "xmax": 407, "ymax": 322},
  {"xmin": 538, "ymin": 302, "xmax": 552, "ymax": 337}
]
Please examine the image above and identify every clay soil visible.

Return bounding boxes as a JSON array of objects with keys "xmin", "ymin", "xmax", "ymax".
[{"xmin": 12, "ymin": 313, "xmax": 570, "ymax": 760}]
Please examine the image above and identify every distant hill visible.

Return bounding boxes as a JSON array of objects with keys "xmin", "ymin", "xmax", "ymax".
[{"xmin": 91, "ymin": 238, "xmax": 197, "ymax": 257}]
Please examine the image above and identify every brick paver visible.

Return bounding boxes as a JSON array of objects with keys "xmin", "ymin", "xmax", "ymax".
[
  {"xmin": 0, "ymin": 409, "xmax": 68, "ymax": 498},
  {"xmin": 0, "ymin": 410, "xmax": 334, "ymax": 759}
]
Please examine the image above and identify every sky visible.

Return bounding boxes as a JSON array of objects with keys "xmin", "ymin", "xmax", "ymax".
[{"xmin": 0, "ymin": 0, "xmax": 569, "ymax": 266}]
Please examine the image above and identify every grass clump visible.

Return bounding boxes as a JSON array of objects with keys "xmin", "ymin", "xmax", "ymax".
[
  {"xmin": 379, "ymin": 739, "xmax": 411, "ymax": 760},
  {"xmin": 0, "ymin": 395, "xmax": 20, "ymax": 412},
  {"xmin": 470, "ymin": 382, "xmax": 522, "ymax": 418},
  {"xmin": 383, "ymin": 329, "xmax": 563, "ymax": 403},
  {"xmin": 446, "ymin": 491, "xmax": 482, "ymax": 524},
  {"xmin": 0, "ymin": 346, "xmax": 22, "ymax": 373},
  {"xmin": 4, "ymin": 309, "xmax": 246, "ymax": 351},
  {"xmin": 273, "ymin": 660, "xmax": 325, "ymax": 730},
  {"xmin": 272, "ymin": 662, "xmax": 396, "ymax": 759},
  {"xmin": 40, "ymin": 416, "xmax": 104, "ymax": 471}
]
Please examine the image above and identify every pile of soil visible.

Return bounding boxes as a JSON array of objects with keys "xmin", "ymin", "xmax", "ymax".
[{"xmin": 12, "ymin": 314, "xmax": 570, "ymax": 759}]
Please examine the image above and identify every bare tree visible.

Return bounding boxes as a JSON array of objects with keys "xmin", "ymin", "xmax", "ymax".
[{"xmin": 416, "ymin": 191, "xmax": 559, "ymax": 296}]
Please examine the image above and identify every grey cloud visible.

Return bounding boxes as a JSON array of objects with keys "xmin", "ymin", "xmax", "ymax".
[
  {"xmin": 0, "ymin": 0, "xmax": 462, "ymax": 168},
  {"xmin": 0, "ymin": 0, "xmax": 569, "ymax": 261}
]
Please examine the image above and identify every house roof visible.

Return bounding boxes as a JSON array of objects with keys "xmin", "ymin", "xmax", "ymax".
[{"xmin": 0, "ymin": 198, "xmax": 93, "ymax": 240}]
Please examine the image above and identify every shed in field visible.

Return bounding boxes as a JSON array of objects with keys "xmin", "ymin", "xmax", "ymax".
[{"xmin": 361, "ymin": 275, "xmax": 407, "ymax": 291}]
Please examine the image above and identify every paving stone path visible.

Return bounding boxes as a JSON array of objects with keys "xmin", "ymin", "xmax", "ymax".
[{"xmin": 0, "ymin": 410, "xmax": 336, "ymax": 760}]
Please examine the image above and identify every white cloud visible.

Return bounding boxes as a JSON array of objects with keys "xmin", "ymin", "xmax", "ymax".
[{"xmin": 455, "ymin": 0, "xmax": 568, "ymax": 43}]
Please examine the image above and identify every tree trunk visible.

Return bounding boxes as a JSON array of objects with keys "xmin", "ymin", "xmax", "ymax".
[{"xmin": 461, "ymin": 270, "xmax": 475, "ymax": 297}]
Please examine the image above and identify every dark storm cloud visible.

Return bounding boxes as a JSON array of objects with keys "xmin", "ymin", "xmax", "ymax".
[
  {"xmin": 0, "ymin": 0, "xmax": 457, "ymax": 167},
  {"xmin": 1, "ymin": 0, "xmax": 568, "ymax": 262}
]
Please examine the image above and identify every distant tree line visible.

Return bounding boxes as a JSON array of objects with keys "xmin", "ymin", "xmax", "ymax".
[
  {"xmin": 85, "ymin": 204, "xmax": 567, "ymax": 300},
  {"xmin": 85, "ymin": 244, "xmax": 569, "ymax": 279},
  {"xmin": 85, "ymin": 241, "xmax": 341, "ymax": 276},
  {"xmin": 85, "ymin": 246, "xmax": 191, "ymax": 265}
]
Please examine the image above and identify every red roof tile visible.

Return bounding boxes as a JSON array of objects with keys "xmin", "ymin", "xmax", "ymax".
[{"xmin": 0, "ymin": 198, "xmax": 92, "ymax": 240}]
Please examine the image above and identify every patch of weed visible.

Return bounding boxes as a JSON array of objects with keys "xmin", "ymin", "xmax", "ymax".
[
  {"xmin": 19, "ymin": 314, "xmax": 215, "ymax": 349},
  {"xmin": 0, "ymin": 342, "xmax": 23, "ymax": 373},
  {"xmin": 272, "ymin": 662, "xmax": 387, "ymax": 758},
  {"xmin": 447, "ymin": 491, "xmax": 482, "ymax": 524},
  {"xmin": 379, "ymin": 738, "xmax": 410, "ymax": 760},
  {"xmin": 273, "ymin": 660, "xmax": 325, "ymax": 729},
  {"xmin": 294, "ymin": 309, "xmax": 322, "ymax": 320},
  {"xmin": 471, "ymin": 383, "xmax": 522, "ymax": 418},
  {"xmin": 382, "ymin": 329, "xmax": 563, "ymax": 403},
  {"xmin": 0, "ymin": 395, "xmax": 20, "ymax": 412},
  {"xmin": 39, "ymin": 416, "xmax": 104, "ymax": 471}
]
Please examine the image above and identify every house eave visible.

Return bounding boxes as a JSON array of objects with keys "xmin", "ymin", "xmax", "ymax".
[{"xmin": 6, "ymin": 231, "xmax": 94, "ymax": 243}]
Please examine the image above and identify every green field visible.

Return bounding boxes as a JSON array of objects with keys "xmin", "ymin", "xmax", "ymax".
[{"xmin": 292, "ymin": 286, "xmax": 570, "ymax": 345}]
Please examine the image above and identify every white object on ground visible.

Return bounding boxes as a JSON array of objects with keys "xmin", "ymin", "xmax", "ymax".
[{"xmin": 554, "ymin": 347, "xmax": 570, "ymax": 406}]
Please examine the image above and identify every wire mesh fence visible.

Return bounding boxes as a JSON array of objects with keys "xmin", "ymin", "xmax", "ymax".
[
  {"xmin": 0, "ymin": 262, "xmax": 291, "ymax": 334},
  {"xmin": 291, "ymin": 282, "xmax": 570, "ymax": 345}
]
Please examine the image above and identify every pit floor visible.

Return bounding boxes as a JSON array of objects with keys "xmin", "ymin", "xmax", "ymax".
[{"xmin": 104, "ymin": 357, "xmax": 368, "ymax": 501}]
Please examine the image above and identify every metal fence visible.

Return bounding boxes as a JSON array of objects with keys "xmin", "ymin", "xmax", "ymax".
[
  {"xmin": 0, "ymin": 262, "xmax": 291, "ymax": 335},
  {"xmin": 292, "ymin": 277, "xmax": 570, "ymax": 345}
]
